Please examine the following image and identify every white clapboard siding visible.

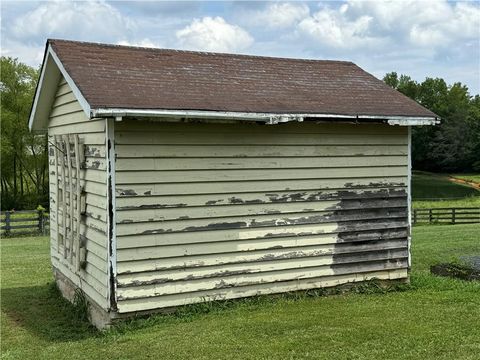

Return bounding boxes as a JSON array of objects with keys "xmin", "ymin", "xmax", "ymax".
[
  {"xmin": 115, "ymin": 177, "xmax": 407, "ymax": 197},
  {"xmin": 116, "ymin": 156, "xmax": 408, "ymax": 171},
  {"xmin": 117, "ymin": 220, "xmax": 407, "ymax": 256},
  {"xmin": 117, "ymin": 267, "xmax": 409, "ymax": 313},
  {"xmin": 114, "ymin": 120, "xmax": 410, "ymax": 313},
  {"xmin": 115, "ymin": 144, "xmax": 408, "ymax": 158},
  {"xmin": 47, "ymin": 76, "xmax": 109, "ymax": 310},
  {"xmin": 116, "ymin": 187, "xmax": 407, "ymax": 209}
]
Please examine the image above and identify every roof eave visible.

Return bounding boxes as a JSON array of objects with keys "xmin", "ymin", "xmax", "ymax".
[{"xmin": 91, "ymin": 108, "xmax": 440, "ymax": 126}]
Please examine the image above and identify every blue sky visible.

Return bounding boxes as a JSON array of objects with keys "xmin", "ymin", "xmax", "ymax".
[{"xmin": 2, "ymin": 1, "xmax": 479, "ymax": 94}]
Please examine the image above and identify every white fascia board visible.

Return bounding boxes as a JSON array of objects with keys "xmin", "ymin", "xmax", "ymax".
[
  {"xmin": 407, "ymin": 126, "xmax": 412, "ymax": 269},
  {"xmin": 28, "ymin": 49, "xmax": 50, "ymax": 131},
  {"xmin": 92, "ymin": 108, "xmax": 439, "ymax": 126},
  {"xmin": 29, "ymin": 44, "xmax": 91, "ymax": 131},
  {"xmin": 48, "ymin": 46, "xmax": 91, "ymax": 118},
  {"xmin": 386, "ymin": 117, "xmax": 439, "ymax": 126}
]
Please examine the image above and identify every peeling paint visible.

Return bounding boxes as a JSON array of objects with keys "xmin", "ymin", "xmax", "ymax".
[
  {"xmin": 90, "ymin": 160, "xmax": 101, "ymax": 169},
  {"xmin": 117, "ymin": 189, "xmax": 137, "ymax": 196}
]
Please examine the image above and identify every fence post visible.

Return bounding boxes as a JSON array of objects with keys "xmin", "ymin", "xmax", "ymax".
[
  {"xmin": 5, "ymin": 211, "xmax": 11, "ymax": 236},
  {"xmin": 452, "ymin": 208, "xmax": 456, "ymax": 225},
  {"xmin": 429, "ymin": 209, "xmax": 433, "ymax": 224},
  {"xmin": 38, "ymin": 209, "xmax": 45, "ymax": 235}
]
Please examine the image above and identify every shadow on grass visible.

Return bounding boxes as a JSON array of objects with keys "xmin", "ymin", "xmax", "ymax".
[{"xmin": 1, "ymin": 282, "xmax": 98, "ymax": 342}]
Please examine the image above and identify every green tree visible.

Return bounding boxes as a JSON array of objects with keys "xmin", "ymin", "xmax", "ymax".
[
  {"xmin": 383, "ymin": 72, "xmax": 480, "ymax": 173},
  {"xmin": 1, "ymin": 56, "xmax": 47, "ymax": 210}
]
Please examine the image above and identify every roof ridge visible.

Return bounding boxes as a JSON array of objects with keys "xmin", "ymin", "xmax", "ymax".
[{"xmin": 47, "ymin": 38, "xmax": 355, "ymax": 65}]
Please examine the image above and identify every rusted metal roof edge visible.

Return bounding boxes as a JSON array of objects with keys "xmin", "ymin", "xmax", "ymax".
[{"xmin": 91, "ymin": 108, "xmax": 440, "ymax": 126}]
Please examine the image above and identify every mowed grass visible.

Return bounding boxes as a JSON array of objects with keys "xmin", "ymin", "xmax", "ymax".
[
  {"xmin": 1, "ymin": 225, "xmax": 480, "ymax": 360},
  {"xmin": 413, "ymin": 196, "xmax": 480, "ymax": 209},
  {"xmin": 412, "ymin": 171, "xmax": 480, "ymax": 200}
]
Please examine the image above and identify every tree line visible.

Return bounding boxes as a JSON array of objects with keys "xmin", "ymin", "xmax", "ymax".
[
  {"xmin": 1, "ymin": 56, "xmax": 479, "ymax": 210},
  {"xmin": 383, "ymin": 72, "xmax": 480, "ymax": 172},
  {"xmin": 1, "ymin": 57, "xmax": 48, "ymax": 210}
]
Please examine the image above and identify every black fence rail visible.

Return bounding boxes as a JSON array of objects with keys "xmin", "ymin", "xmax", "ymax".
[
  {"xmin": 1, "ymin": 210, "xmax": 49, "ymax": 237},
  {"xmin": 413, "ymin": 207, "xmax": 480, "ymax": 225}
]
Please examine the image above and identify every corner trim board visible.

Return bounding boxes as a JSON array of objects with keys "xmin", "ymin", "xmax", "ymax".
[
  {"xmin": 407, "ymin": 126, "xmax": 412, "ymax": 268},
  {"xmin": 106, "ymin": 118, "xmax": 118, "ymax": 310}
]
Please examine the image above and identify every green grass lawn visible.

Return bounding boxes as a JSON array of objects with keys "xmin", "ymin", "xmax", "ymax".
[
  {"xmin": 412, "ymin": 171, "xmax": 480, "ymax": 200},
  {"xmin": 413, "ymin": 196, "xmax": 480, "ymax": 209},
  {"xmin": 2, "ymin": 225, "xmax": 480, "ymax": 360}
]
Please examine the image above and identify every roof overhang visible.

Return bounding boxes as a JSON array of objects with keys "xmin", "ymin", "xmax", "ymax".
[
  {"xmin": 91, "ymin": 108, "xmax": 440, "ymax": 126},
  {"xmin": 29, "ymin": 43, "xmax": 440, "ymax": 131}
]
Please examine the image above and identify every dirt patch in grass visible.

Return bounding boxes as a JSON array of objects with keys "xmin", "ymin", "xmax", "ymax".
[
  {"xmin": 430, "ymin": 263, "xmax": 480, "ymax": 281},
  {"xmin": 448, "ymin": 176, "xmax": 480, "ymax": 190}
]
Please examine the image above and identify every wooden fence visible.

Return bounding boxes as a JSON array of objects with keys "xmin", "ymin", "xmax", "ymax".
[
  {"xmin": 1, "ymin": 210, "xmax": 49, "ymax": 237},
  {"xmin": 413, "ymin": 207, "xmax": 480, "ymax": 225}
]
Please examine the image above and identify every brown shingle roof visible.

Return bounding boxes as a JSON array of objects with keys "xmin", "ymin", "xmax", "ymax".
[{"xmin": 49, "ymin": 39, "xmax": 436, "ymax": 118}]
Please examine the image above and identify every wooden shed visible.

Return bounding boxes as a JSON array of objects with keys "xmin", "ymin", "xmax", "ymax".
[{"xmin": 29, "ymin": 39, "xmax": 438, "ymax": 329}]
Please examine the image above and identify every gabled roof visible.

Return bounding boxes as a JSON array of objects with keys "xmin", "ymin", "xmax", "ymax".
[{"xmin": 29, "ymin": 39, "xmax": 438, "ymax": 131}]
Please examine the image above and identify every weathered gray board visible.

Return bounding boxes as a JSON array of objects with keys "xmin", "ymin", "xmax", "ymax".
[
  {"xmin": 48, "ymin": 78, "xmax": 110, "ymax": 309},
  {"xmin": 114, "ymin": 120, "xmax": 409, "ymax": 313}
]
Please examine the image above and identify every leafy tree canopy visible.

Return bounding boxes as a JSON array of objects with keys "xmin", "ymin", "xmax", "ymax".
[{"xmin": 383, "ymin": 72, "xmax": 480, "ymax": 172}]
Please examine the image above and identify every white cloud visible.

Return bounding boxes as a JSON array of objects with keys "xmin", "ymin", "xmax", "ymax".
[
  {"xmin": 176, "ymin": 16, "xmax": 253, "ymax": 53},
  {"xmin": 330, "ymin": 0, "xmax": 480, "ymax": 49},
  {"xmin": 296, "ymin": 0, "xmax": 479, "ymax": 53},
  {"xmin": 241, "ymin": 2, "xmax": 310, "ymax": 29},
  {"xmin": 117, "ymin": 38, "xmax": 160, "ymax": 48},
  {"xmin": 11, "ymin": 0, "xmax": 135, "ymax": 42},
  {"xmin": 298, "ymin": 6, "xmax": 383, "ymax": 49},
  {"xmin": 0, "ymin": 39, "xmax": 44, "ymax": 67}
]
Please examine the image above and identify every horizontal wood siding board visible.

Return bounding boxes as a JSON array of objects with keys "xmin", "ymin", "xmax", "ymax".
[
  {"xmin": 50, "ymin": 102, "xmax": 84, "ymax": 118},
  {"xmin": 115, "ymin": 166, "xmax": 408, "ymax": 184},
  {"xmin": 52, "ymin": 255, "xmax": 108, "ymax": 300},
  {"xmin": 48, "ymin": 120, "xmax": 106, "ymax": 135},
  {"xmin": 48, "ymin": 133, "xmax": 105, "ymax": 146},
  {"xmin": 52, "ymin": 90, "xmax": 76, "ymax": 106},
  {"xmin": 50, "ymin": 235, "xmax": 108, "ymax": 273},
  {"xmin": 52, "ymin": 226, "xmax": 107, "ymax": 256},
  {"xmin": 116, "ymin": 268, "xmax": 408, "ymax": 313},
  {"xmin": 115, "ymin": 131, "xmax": 408, "ymax": 145},
  {"xmin": 50, "ymin": 190, "xmax": 107, "ymax": 209},
  {"xmin": 51, "ymin": 180, "xmax": 107, "ymax": 197},
  {"xmin": 116, "ymin": 258, "xmax": 408, "ymax": 301},
  {"xmin": 115, "ymin": 220, "xmax": 408, "ymax": 255},
  {"xmin": 117, "ymin": 236, "xmax": 407, "ymax": 264},
  {"xmin": 116, "ymin": 227, "xmax": 407, "ymax": 254},
  {"xmin": 117, "ymin": 240, "xmax": 407, "ymax": 284},
  {"xmin": 116, "ymin": 208, "xmax": 408, "ymax": 236},
  {"xmin": 117, "ymin": 248, "xmax": 408, "ymax": 289},
  {"xmin": 55, "ymin": 82, "xmax": 73, "ymax": 97},
  {"xmin": 52, "ymin": 168, "xmax": 107, "ymax": 184},
  {"xmin": 116, "ymin": 188, "xmax": 407, "ymax": 208},
  {"xmin": 115, "ymin": 144, "xmax": 408, "ymax": 158},
  {"xmin": 116, "ymin": 178, "xmax": 407, "ymax": 197},
  {"xmin": 115, "ymin": 156, "xmax": 408, "ymax": 171},
  {"xmin": 116, "ymin": 198, "xmax": 407, "ymax": 223},
  {"xmin": 115, "ymin": 121, "xmax": 407, "ymax": 135}
]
